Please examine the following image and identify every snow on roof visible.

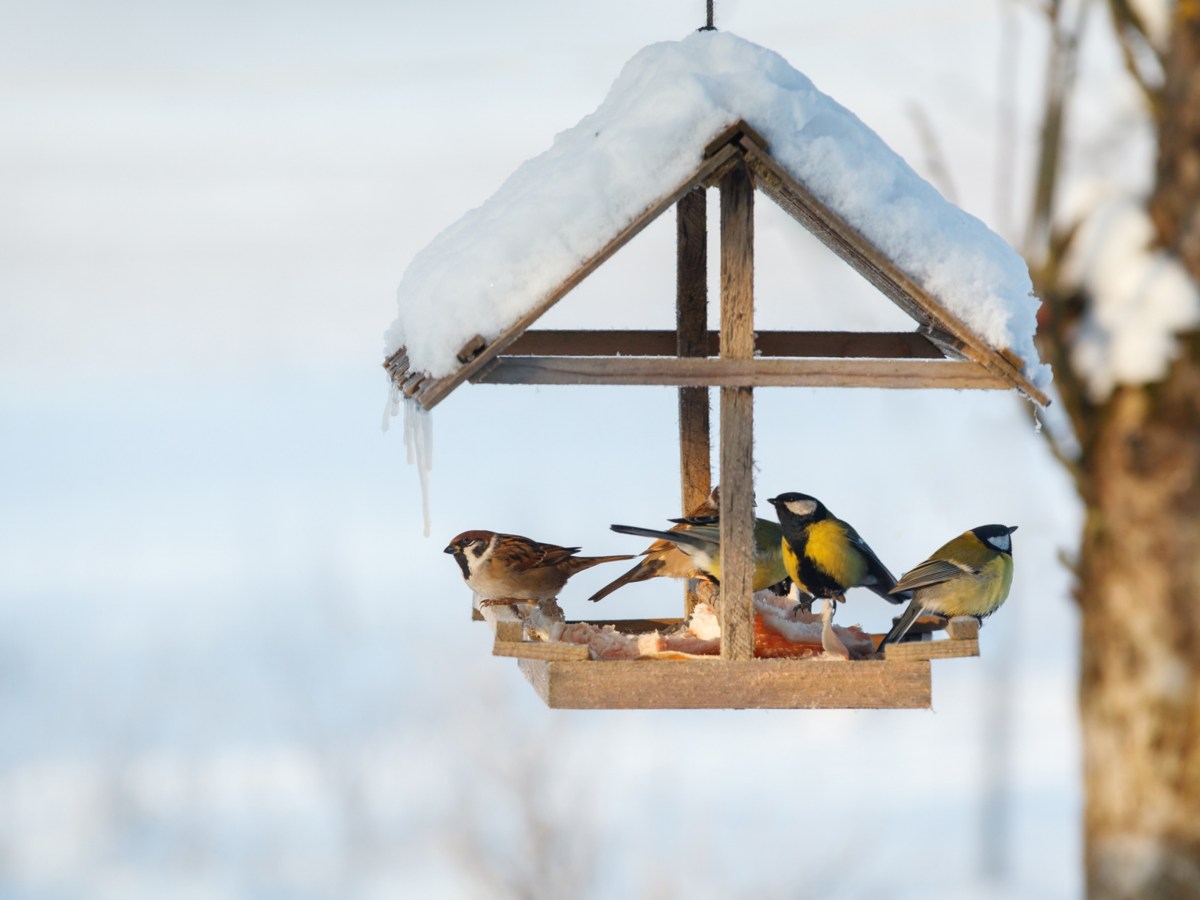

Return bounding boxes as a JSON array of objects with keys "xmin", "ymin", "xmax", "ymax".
[
  {"xmin": 385, "ymin": 30, "xmax": 1051, "ymax": 391},
  {"xmin": 1060, "ymin": 186, "xmax": 1200, "ymax": 401}
]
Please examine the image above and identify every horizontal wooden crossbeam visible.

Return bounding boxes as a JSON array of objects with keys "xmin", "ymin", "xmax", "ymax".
[
  {"xmin": 472, "ymin": 356, "xmax": 1011, "ymax": 389},
  {"xmin": 504, "ymin": 329, "xmax": 945, "ymax": 359}
]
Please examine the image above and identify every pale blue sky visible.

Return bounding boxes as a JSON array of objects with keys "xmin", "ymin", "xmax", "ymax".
[{"xmin": 0, "ymin": 2, "xmax": 1095, "ymax": 896}]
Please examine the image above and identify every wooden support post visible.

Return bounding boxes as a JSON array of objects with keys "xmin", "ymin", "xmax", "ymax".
[
  {"xmin": 676, "ymin": 187, "xmax": 711, "ymax": 615},
  {"xmin": 718, "ymin": 161, "xmax": 756, "ymax": 661}
]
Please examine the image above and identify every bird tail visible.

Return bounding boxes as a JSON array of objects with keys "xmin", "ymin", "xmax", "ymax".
[
  {"xmin": 870, "ymin": 583, "xmax": 912, "ymax": 605},
  {"xmin": 668, "ymin": 514, "xmax": 718, "ymax": 526},
  {"xmin": 565, "ymin": 553, "xmax": 635, "ymax": 577},
  {"xmin": 609, "ymin": 524, "xmax": 715, "ymax": 551},
  {"xmin": 587, "ymin": 558, "xmax": 664, "ymax": 603},
  {"xmin": 877, "ymin": 601, "xmax": 926, "ymax": 651}
]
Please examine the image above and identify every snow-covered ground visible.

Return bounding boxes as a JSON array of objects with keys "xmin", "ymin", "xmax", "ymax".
[{"xmin": 0, "ymin": 1, "xmax": 1107, "ymax": 897}]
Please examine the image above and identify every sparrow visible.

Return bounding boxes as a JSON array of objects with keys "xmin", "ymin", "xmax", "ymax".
[
  {"xmin": 444, "ymin": 530, "xmax": 633, "ymax": 606},
  {"xmin": 878, "ymin": 524, "xmax": 1017, "ymax": 650},
  {"xmin": 767, "ymin": 492, "xmax": 909, "ymax": 609},
  {"xmin": 608, "ymin": 516, "xmax": 789, "ymax": 593},
  {"xmin": 587, "ymin": 487, "xmax": 721, "ymax": 602}
]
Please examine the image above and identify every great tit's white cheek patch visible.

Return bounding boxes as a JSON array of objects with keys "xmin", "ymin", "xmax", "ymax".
[
  {"xmin": 985, "ymin": 534, "xmax": 1011, "ymax": 553},
  {"xmin": 786, "ymin": 499, "xmax": 817, "ymax": 517}
]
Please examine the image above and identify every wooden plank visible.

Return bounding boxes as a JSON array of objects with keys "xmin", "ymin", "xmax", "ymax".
[
  {"xmin": 383, "ymin": 347, "xmax": 407, "ymax": 371},
  {"xmin": 493, "ymin": 640, "xmax": 591, "ymax": 661},
  {"xmin": 456, "ymin": 334, "xmax": 487, "ymax": 364},
  {"xmin": 676, "ymin": 187, "xmax": 711, "ymax": 615},
  {"xmin": 517, "ymin": 657, "xmax": 932, "ymax": 709},
  {"xmin": 742, "ymin": 146, "xmax": 1051, "ymax": 406},
  {"xmin": 947, "ymin": 616, "xmax": 981, "ymax": 640},
  {"xmin": 718, "ymin": 387, "xmax": 755, "ymax": 660},
  {"xmin": 884, "ymin": 638, "xmax": 980, "ymax": 661},
  {"xmin": 384, "ymin": 349, "xmax": 410, "ymax": 380},
  {"xmin": 471, "ymin": 356, "xmax": 1013, "ymax": 389},
  {"xmin": 720, "ymin": 164, "xmax": 757, "ymax": 360},
  {"xmin": 475, "ymin": 601, "xmax": 525, "ymax": 643},
  {"xmin": 704, "ymin": 119, "xmax": 770, "ymax": 158},
  {"xmin": 399, "ymin": 373, "xmax": 426, "ymax": 398},
  {"xmin": 407, "ymin": 142, "xmax": 744, "ymax": 410},
  {"xmin": 718, "ymin": 160, "xmax": 756, "ymax": 662},
  {"xmin": 503, "ymin": 329, "xmax": 945, "ymax": 359},
  {"xmin": 575, "ymin": 617, "xmax": 684, "ymax": 633}
]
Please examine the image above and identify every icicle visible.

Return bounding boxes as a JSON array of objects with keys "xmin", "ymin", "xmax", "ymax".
[
  {"xmin": 1031, "ymin": 403, "xmax": 1044, "ymax": 434},
  {"xmin": 403, "ymin": 399, "xmax": 434, "ymax": 537},
  {"xmin": 381, "ymin": 380, "xmax": 401, "ymax": 432}
]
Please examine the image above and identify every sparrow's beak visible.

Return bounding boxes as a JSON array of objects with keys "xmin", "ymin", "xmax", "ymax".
[{"xmin": 443, "ymin": 544, "xmax": 456, "ymax": 554}]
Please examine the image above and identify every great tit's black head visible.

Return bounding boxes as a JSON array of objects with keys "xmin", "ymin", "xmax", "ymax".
[
  {"xmin": 766, "ymin": 492, "xmax": 826, "ymax": 522},
  {"xmin": 972, "ymin": 524, "xmax": 1017, "ymax": 554}
]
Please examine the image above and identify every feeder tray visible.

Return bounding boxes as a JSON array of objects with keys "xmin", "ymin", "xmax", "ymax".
[{"xmin": 475, "ymin": 599, "xmax": 980, "ymax": 709}]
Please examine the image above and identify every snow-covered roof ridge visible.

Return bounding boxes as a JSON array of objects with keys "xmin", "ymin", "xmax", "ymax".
[{"xmin": 385, "ymin": 29, "xmax": 1052, "ymax": 400}]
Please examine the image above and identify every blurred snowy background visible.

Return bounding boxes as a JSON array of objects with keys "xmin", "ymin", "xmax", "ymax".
[{"xmin": 0, "ymin": 0, "xmax": 1114, "ymax": 897}]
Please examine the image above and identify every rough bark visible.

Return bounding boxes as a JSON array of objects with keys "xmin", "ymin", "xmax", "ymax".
[
  {"xmin": 1075, "ymin": 9, "xmax": 1200, "ymax": 899},
  {"xmin": 1079, "ymin": 365, "xmax": 1200, "ymax": 898}
]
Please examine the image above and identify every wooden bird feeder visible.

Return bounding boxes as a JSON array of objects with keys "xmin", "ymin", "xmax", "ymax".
[{"xmin": 385, "ymin": 120, "xmax": 1046, "ymax": 710}]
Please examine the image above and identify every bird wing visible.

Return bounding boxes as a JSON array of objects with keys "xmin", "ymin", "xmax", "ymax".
[
  {"xmin": 891, "ymin": 558, "xmax": 977, "ymax": 593},
  {"xmin": 841, "ymin": 522, "xmax": 903, "ymax": 597},
  {"xmin": 496, "ymin": 537, "xmax": 581, "ymax": 572},
  {"xmin": 751, "ymin": 519, "xmax": 790, "ymax": 590}
]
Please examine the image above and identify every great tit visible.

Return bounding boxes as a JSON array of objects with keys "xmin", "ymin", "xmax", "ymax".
[
  {"xmin": 767, "ymin": 492, "xmax": 908, "ymax": 608},
  {"xmin": 608, "ymin": 517, "xmax": 790, "ymax": 593},
  {"xmin": 878, "ymin": 524, "xmax": 1017, "ymax": 650}
]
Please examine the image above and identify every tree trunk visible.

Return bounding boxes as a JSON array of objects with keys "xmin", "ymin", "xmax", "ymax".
[
  {"xmin": 1079, "ymin": 365, "xmax": 1200, "ymax": 898},
  {"xmin": 1079, "ymin": 11, "xmax": 1200, "ymax": 898}
]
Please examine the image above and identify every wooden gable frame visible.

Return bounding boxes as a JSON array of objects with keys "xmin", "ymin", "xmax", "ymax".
[{"xmin": 383, "ymin": 121, "xmax": 1051, "ymax": 410}]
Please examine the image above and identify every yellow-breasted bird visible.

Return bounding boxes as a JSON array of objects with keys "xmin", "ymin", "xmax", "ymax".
[
  {"xmin": 588, "ymin": 487, "xmax": 721, "ymax": 603},
  {"xmin": 767, "ymin": 492, "xmax": 908, "ymax": 608},
  {"xmin": 877, "ymin": 524, "xmax": 1017, "ymax": 650},
  {"xmin": 608, "ymin": 516, "xmax": 789, "ymax": 593}
]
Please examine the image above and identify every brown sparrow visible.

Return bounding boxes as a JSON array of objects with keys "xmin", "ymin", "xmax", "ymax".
[
  {"xmin": 444, "ymin": 530, "xmax": 633, "ymax": 605},
  {"xmin": 587, "ymin": 487, "xmax": 720, "ymax": 603}
]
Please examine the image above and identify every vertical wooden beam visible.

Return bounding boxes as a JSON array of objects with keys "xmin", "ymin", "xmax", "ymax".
[
  {"xmin": 676, "ymin": 187, "xmax": 711, "ymax": 615},
  {"xmin": 718, "ymin": 161, "xmax": 756, "ymax": 661}
]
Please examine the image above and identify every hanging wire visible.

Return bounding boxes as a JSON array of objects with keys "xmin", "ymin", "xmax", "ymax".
[{"xmin": 699, "ymin": 0, "xmax": 716, "ymax": 31}]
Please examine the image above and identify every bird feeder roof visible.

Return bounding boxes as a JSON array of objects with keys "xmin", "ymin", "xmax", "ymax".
[{"xmin": 384, "ymin": 30, "xmax": 1052, "ymax": 408}]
